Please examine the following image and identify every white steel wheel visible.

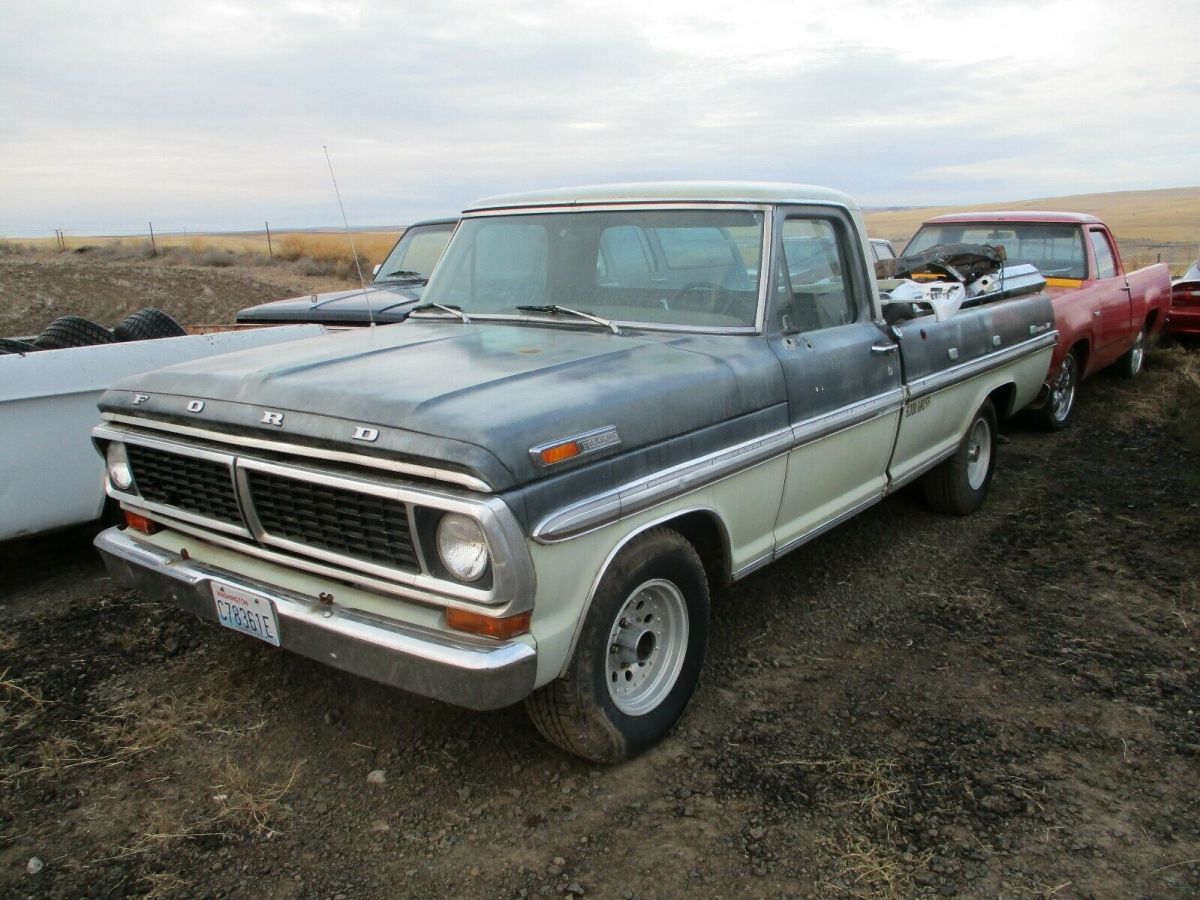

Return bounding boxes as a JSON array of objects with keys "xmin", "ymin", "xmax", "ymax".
[
  {"xmin": 525, "ymin": 527, "xmax": 710, "ymax": 763},
  {"xmin": 922, "ymin": 399, "xmax": 998, "ymax": 516},
  {"xmin": 606, "ymin": 579, "xmax": 689, "ymax": 716},
  {"xmin": 965, "ymin": 416, "xmax": 993, "ymax": 491}
]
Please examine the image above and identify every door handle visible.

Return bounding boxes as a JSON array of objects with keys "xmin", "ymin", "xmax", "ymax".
[
  {"xmin": 1093, "ymin": 310, "xmax": 1102, "ymax": 318},
  {"xmin": 871, "ymin": 343, "xmax": 898, "ymax": 353}
]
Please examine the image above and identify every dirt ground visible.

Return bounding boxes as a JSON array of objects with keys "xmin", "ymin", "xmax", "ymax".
[
  {"xmin": 1, "ymin": 260, "xmax": 1199, "ymax": 899},
  {"xmin": 0, "ymin": 255, "xmax": 351, "ymax": 338}
]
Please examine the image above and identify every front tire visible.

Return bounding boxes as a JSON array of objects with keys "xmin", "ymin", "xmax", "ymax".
[
  {"xmin": 922, "ymin": 400, "xmax": 998, "ymax": 516},
  {"xmin": 525, "ymin": 527, "xmax": 710, "ymax": 763}
]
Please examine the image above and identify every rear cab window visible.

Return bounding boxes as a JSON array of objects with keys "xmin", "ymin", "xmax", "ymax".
[{"xmin": 906, "ymin": 222, "xmax": 1088, "ymax": 280}]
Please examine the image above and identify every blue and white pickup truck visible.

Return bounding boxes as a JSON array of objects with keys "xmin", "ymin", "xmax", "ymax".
[{"xmin": 92, "ymin": 183, "xmax": 1057, "ymax": 761}]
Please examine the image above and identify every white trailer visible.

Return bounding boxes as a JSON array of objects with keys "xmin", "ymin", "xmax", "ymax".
[{"xmin": 1, "ymin": 325, "xmax": 328, "ymax": 541}]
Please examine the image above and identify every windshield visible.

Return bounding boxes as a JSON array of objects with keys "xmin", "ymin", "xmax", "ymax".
[
  {"xmin": 374, "ymin": 221, "xmax": 456, "ymax": 283},
  {"xmin": 905, "ymin": 222, "xmax": 1087, "ymax": 279},
  {"xmin": 419, "ymin": 208, "xmax": 765, "ymax": 329}
]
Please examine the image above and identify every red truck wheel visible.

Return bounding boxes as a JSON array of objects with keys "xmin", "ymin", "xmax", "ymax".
[{"xmin": 1113, "ymin": 326, "xmax": 1146, "ymax": 378}]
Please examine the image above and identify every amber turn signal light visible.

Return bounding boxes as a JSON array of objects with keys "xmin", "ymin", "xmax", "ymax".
[
  {"xmin": 538, "ymin": 441, "xmax": 580, "ymax": 466},
  {"xmin": 124, "ymin": 510, "xmax": 161, "ymax": 535},
  {"xmin": 445, "ymin": 607, "xmax": 531, "ymax": 640}
]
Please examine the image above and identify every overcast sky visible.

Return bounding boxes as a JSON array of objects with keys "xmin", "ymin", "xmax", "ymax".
[{"xmin": 2, "ymin": 0, "xmax": 1196, "ymax": 236}]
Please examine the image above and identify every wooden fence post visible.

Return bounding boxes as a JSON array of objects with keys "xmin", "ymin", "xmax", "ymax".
[
  {"xmin": 265, "ymin": 221, "xmax": 274, "ymax": 260},
  {"xmin": 148, "ymin": 221, "xmax": 157, "ymax": 255}
]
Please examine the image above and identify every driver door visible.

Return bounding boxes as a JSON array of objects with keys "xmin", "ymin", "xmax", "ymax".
[{"xmin": 768, "ymin": 208, "xmax": 904, "ymax": 553}]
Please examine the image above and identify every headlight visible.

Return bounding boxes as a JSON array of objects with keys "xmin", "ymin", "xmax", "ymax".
[
  {"xmin": 435, "ymin": 513, "xmax": 489, "ymax": 582},
  {"xmin": 106, "ymin": 443, "xmax": 135, "ymax": 492}
]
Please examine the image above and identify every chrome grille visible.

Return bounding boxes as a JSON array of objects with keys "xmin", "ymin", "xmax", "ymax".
[
  {"xmin": 246, "ymin": 470, "xmax": 419, "ymax": 573},
  {"xmin": 126, "ymin": 445, "xmax": 243, "ymax": 525}
]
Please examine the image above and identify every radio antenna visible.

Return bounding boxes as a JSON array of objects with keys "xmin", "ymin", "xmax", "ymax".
[{"xmin": 323, "ymin": 145, "xmax": 374, "ymax": 331}]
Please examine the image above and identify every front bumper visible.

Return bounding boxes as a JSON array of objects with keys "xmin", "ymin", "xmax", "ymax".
[{"xmin": 95, "ymin": 527, "xmax": 537, "ymax": 710}]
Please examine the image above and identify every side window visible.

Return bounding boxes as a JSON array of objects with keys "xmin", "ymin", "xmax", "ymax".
[
  {"xmin": 1089, "ymin": 230, "xmax": 1117, "ymax": 279},
  {"xmin": 778, "ymin": 218, "xmax": 857, "ymax": 333}
]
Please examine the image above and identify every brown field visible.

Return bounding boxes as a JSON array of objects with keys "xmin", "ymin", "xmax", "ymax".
[
  {"xmin": 10, "ymin": 230, "xmax": 403, "ymax": 269},
  {"xmin": 865, "ymin": 186, "xmax": 1200, "ymax": 274}
]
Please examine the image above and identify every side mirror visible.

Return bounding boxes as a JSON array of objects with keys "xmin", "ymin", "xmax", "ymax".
[{"xmin": 371, "ymin": 263, "xmax": 381, "ymax": 277}]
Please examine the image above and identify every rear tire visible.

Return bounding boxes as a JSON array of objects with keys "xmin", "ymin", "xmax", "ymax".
[
  {"xmin": 113, "ymin": 308, "xmax": 187, "ymax": 341},
  {"xmin": 36, "ymin": 316, "xmax": 114, "ymax": 349},
  {"xmin": 922, "ymin": 400, "xmax": 998, "ymax": 516},
  {"xmin": 1033, "ymin": 350, "xmax": 1079, "ymax": 431},
  {"xmin": 1113, "ymin": 325, "xmax": 1146, "ymax": 378},
  {"xmin": 525, "ymin": 527, "xmax": 710, "ymax": 763}
]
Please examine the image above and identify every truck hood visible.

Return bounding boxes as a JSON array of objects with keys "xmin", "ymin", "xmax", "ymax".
[
  {"xmin": 235, "ymin": 282, "xmax": 422, "ymax": 325},
  {"xmin": 101, "ymin": 322, "xmax": 777, "ymax": 491}
]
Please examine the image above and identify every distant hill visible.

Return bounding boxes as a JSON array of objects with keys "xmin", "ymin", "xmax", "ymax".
[{"xmin": 864, "ymin": 187, "xmax": 1200, "ymax": 260}]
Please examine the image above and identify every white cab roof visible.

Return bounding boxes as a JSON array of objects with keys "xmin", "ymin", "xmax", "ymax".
[{"xmin": 465, "ymin": 181, "xmax": 859, "ymax": 213}]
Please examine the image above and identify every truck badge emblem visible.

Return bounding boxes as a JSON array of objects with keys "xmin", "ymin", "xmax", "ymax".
[
  {"xmin": 187, "ymin": 400, "xmax": 205, "ymax": 413},
  {"xmin": 261, "ymin": 411, "xmax": 285, "ymax": 426},
  {"xmin": 132, "ymin": 393, "xmax": 149, "ymax": 405},
  {"xmin": 352, "ymin": 426, "xmax": 379, "ymax": 442}
]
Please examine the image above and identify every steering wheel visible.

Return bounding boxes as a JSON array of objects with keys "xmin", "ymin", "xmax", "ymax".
[{"xmin": 675, "ymin": 282, "xmax": 734, "ymax": 316}]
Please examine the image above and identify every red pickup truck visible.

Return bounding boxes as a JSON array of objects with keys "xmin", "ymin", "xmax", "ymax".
[{"xmin": 903, "ymin": 212, "xmax": 1172, "ymax": 429}]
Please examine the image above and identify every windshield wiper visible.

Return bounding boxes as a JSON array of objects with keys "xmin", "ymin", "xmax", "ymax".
[
  {"xmin": 410, "ymin": 302, "xmax": 471, "ymax": 323},
  {"xmin": 515, "ymin": 304, "xmax": 620, "ymax": 334},
  {"xmin": 383, "ymin": 270, "xmax": 428, "ymax": 283}
]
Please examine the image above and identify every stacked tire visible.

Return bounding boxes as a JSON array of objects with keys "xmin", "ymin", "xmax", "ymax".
[
  {"xmin": 113, "ymin": 308, "xmax": 187, "ymax": 341},
  {"xmin": 0, "ymin": 308, "xmax": 188, "ymax": 354},
  {"xmin": 34, "ymin": 316, "xmax": 116, "ymax": 349}
]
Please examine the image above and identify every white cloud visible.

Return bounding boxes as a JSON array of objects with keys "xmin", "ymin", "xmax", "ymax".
[{"xmin": 1, "ymin": 0, "xmax": 1195, "ymax": 234}]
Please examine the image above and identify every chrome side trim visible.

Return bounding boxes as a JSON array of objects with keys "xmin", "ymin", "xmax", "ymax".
[
  {"xmin": 885, "ymin": 445, "xmax": 958, "ymax": 493},
  {"xmin": 768, "ymin": 490, "xmax": 886, "ymax": 564},
  {"xmin": 790, "ymin": 389, "xmax": 905, "ymax": 446},
  {"xmin": 95, "ymin": 528, "xmax": 537, "ymax": 711},
  {"xmin": 730, "ymin": 549, "xmax": 774, "ymax": 581},
  {"xmin": 533, "ymin": 427, "xmax": 794, "ymax": 543},
  {"xmin": 534, "ymin": 388, "xmax": 904, "ymax": 544},
  {"xmin": 906, "ymin": 331, "xmax": 1058, "ymax": 401},
  {"xmin": 99, "ymin": 414, "xmax": 493, "ymax": 493}
]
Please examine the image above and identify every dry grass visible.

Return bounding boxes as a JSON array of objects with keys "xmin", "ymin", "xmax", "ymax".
[
  {"xmin": 210, "ymin": 757, "xmax": 303, "ymax": 836},
  {"xmin": 273, "ymin": 231, "xmax": 399, "ymax": 264},
  {"xmin": 4, "ymin": 228, "xmax": 403, "ymax": 278},
  {"xmin": 0, "ymin": 668, "xmax": 45, "ymax": 733},
  {"xmin": 1109, "ymin": 346, "xmax": 1200, "ymax": 436},
  {"xmin": 818, "ymin": 830, "xmax": 933, "ymax": 898},
  {"xmin": 8, "ymin": 667, "xmax": 263, "ymax": 783},
  {"xmin": 763, "ymin": 754, "xmax": 935, "ymax": 896},
  {"xmin": 866, "ymin": 186, "xmax": 1200, "ymax": 273}
]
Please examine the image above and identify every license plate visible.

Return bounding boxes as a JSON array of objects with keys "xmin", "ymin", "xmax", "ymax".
[{"xmin": 212, "ymin": 582, "xmax": 281, "ymax": 646}]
